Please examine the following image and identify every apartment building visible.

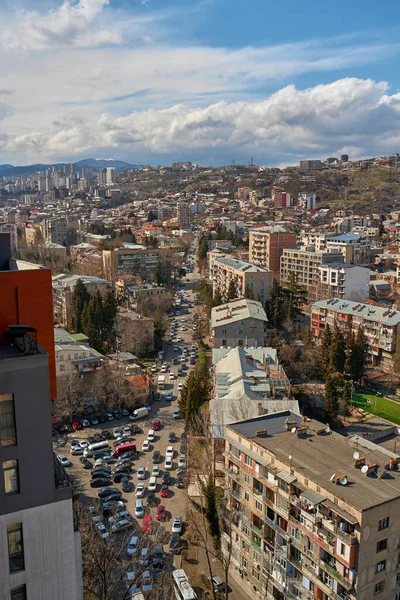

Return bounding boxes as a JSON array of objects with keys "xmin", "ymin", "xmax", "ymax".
[
  {"xmin": 115, "ymin": 281, "xmax": 170, "ymax": 311},
  {"xmin": 280, "ymin": 248, "xmax": 344, "ymax": 301},
  {"xmin": 249, "ymin": 226, "xmax": 297, "ymax": 277},
  {"xmin": 326, "ymin": 234, "xmax": 372, "ymax": 265},
  {"xmin": 176, "ymin": 202, "xmax": 192, "ymax": 229},
  {"xmin": 102, "ymin": 245, "xmax": 184, "ymax": 281},
  {"xmin": 311, "ymin": 299, "xmax": 400, "ymax": 372},
  {"xmin": 271, "ymin": 187, "xmax": 292, "ymax": 208},
  {"xmin": 223, "ymin": 410, "xmax": 400, "ymax": 600},
  {"xmin": 300, "ymin": 232, "xmax": 334, "ymax": 252},
  {"xmin": 298, "ymin": 192, "xmax": 316, "ymax": 210},
  {"xmin": 117, "ymin": 311, "xmax": 154, "ymax": 357},
  {"xmin": 319, "ymin": 263, "xmax": 370, "ymax": 301},
  {"xmin": 210, "ymin": 299, "xmax": 268, "ymax": 348},
  {"xmin": 210, "ymin": 346, "xmax": 297, "ymax": 437},
  {"xmin": 0, "ymin": 238, "xmax": 82, "ymax": 600},
  {"xmin": 212, "ymin": 257, "xmax": 273, "ymax": 304},
  {"xmin": 52, "ymin": 274, "xmax": 112, "ymax": 328},
  {"xmin": 300, "ymin": 159, "xmax": 323, "ymax": 170},
  {"xmin": 54, "ymin": 328, "xmax": 103, "ymax": 385},
  {"xmin": 0, "ymin": 223, "xmax": 18, "ymax": 252},
  {"xmin": 41, "ymin": 218, "xmax": 67, "ymax": 246}
]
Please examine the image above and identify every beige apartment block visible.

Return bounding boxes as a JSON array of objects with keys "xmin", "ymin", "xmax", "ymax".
[
  {"xmin": 223, "ymin": 411, "xmax": 400, "ymax": 600},
  {"xmin": 212, "ymin": 256, "xmax": 273, "ymax": 304},
  {"xmin": 249, "ymin": 226, "xmax": 297, "ymax": 277}
]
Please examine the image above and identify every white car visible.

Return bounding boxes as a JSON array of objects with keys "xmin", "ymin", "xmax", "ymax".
[
  {"xmin": 169, "ymin": 372, "xmax": 175, "ymax": 381},
  {"xmin": 147, "ymin": 430, "xmax": 155, "ymax": 442},
  {"xmin": 142, "ymin": 440, "xmax": 150, "ymax": 452},
  {"xmin": 91, "ymin": 511, "xmax": 101, "ymax": 523},
  {"xmin": 178, "ymin": 455, "xmax": 186, "ymax": 468},
  {"xmin": 173, "ymin": 410, "xmax": 180, "ymax": 419},
  {"xmin": 165, "ymin": 457, "xmax": 173, "ymax": 470},
  {"xmin": 151, "ymin": 364, "xmax": 157, "ymax": 373},
  {"xmin": 151, "ymin": 466, "xmax": 160, "ymax": 477},
  {"xmin": 108, "ymin": 509, "xmax": 130, "ymax": 524},
  {"xmin": 166, "ymin": 446, "xmax": 174, "ymax": 458},
  {"xmin": 136, "ymin": 484, "xmax": 145, "ymax": 497},
  {"xmin": 96, "ymin": 523, "xmax": 109, "ymax": 539},
  {"xmin": 111, "ymin": 519, "xmax": 134, "ymax": 534},
  {"xmin": 148, "ymin": 477, "xmax": 157, "ymax": 492},
  {"xmin": 137, "ymin": 466, "xmax": 146, "ymax": 480},
  {"xmin": 81, "ymin": 419, "xmax": 90, "ymax": 427},
  {"xmin": 139, "ymin": 548, "xmax": 149, "ymax": 566},
  {"xmin": 69, "ymin": 440, "xmax": 79, "ymax": 450},
  {"xmin": 177, "ymin": 382, "xmax": 183, "ymax": 392},
  {"xmin": 113, "ymin": 428, "xmax": 121, "ymax": 439},
  {"xmin": 79, "ymin": 440, "xmax": 88, "ymax": 449},
  {"xmin": 127, "ymin": 535, "xmax": 139, "ymax": 556},
  {"xmin": 57, "ymin": 455, "xmax": 71, "ymax": 467},
  {"xmin": 172, "ymin": 516, "xmax": 182, "ymax": 534},
  {"xmin": 161, "ymin": 364, "xmax": 167, "ymax": 373}
]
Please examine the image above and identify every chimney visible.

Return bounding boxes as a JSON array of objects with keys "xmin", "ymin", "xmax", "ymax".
[
  {"xmin": 256, "ymin": 429, "xmax": 267, "ymax": 437},
  {"xmin": 257, "ymin": 402, "xmax": 263, "ymax": 415}
]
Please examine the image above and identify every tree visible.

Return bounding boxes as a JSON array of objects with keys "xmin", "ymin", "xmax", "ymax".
[
  {"xmin": 320, "ymin": 324, "xmax": 333, "ymax": 377},
  {"xmin": 265, "ymin": 279, "xmax": 285, "ymax": 328},
  {"xmin": 197, "ymin": 237, "xmax": 209, "ymax": 262},
  {"xmin": 82, "ymin": 290, "xmax": 105, "ymax": 353},
  {"xmin": 53, "ymin": 372, "xmax": 85, "ymax": 420},
  {"xmin": 225, "ymin": 279, "xmax": 237, "ymax": 302},
  {"xmin": 325, "ymin": 374, "xmax": 339, "ymax": 418},
  {"xmin": 340, "ymin": 379, "xmax": 352, "ymax": 415},
  {"xmin": 352, "ymin": 326, "xmax": 369, "ymax": 382},
  {"xmin": 152, "ymin": 261, "xmax": 164, "ymax": 285},
  {"xmin": 153, "ymin": 309, "xmax": 166, "ymax": 350},
  {"xmin": 212, "ymin": 287, "xmax": 223, "ymax": 307},
  {"xmin": 244, "ymin": 284, "xmax": 254, "ymax": 300},
  {"xmin": 102, "ymin": 291, "xmax": 118, "ymax": 348},
  {"xmin": 282, "ymin": 272, "xmax": 308, "ymax": 322},
  {"xmin": 70, "ymin": 279, "xmax": 91, "ymax": 333},
  {"xmin": 330, "ymin": 321, "xmax": 346, "ymax": 374}
]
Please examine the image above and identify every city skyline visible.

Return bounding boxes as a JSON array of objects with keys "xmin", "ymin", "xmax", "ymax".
[{"xmin": 1, "ymin": 0, "xmax": 400, "ymax": 166}]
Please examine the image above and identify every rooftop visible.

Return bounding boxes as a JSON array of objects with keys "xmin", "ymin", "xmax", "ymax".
[
  {"xmin": 326, "ymin": 233, "xmax": 365, "ymax": 243},
  {"xmin": 228, "ymin": 411, "xmax": 400, "ymax": 511},
  {"xmin": 214, "ymin": 256, "xmax": 270, "ymax": 273},
  {"xmin": 211, "ymin": 298, "xmax": 268, "ymax": 329},
  {"xmin": 312, "ymin": 298, "xmax": 400, "ymax": 326}
]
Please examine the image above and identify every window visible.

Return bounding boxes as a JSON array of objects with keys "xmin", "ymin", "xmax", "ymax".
[
  {"xmin": 3, "ymin": 459, "xmax": 19, "ymax": 495},
  {"xmin": 378, "ymin": 517, "xmax": 389, "ymax": 531},
  {"xmin": 11, "ymin": 586, "xmax": 27, "ymax": 600},
  {"xmin": 252, "ymin": 568, "xmax": 260, "ymax": 581},
  {"xmin": 255, "ymin": 500, "xmax": 263, "ymax": 512},
  {"xmin": 340, "ymin": 543, "xmax": 345, "ymax": 555},
  {"xmin": 376, "ymin": 560, "xmax": 386, "ymax": 573},
  {"xmin": 244, "ymin": 473, "xmax": 250, "ymax": 484},
  {"xmin": 238, "ymin": 329, "xmax": 244, "ymax": 334},
  {"xmin": 244, "ymin": 454, "xmax": 252, "ymax": 467},
  {"xmin": 7, "ymin": 523, "xmax": 24, "ymax": 573},
  {"xmin": 0, "ymin": 393, "xmax": 16, "ymax": 446},
  {"xmin": 241, "ymin": 557, "xmax": 248, "ymax": 570},
  {"xmin": 374, "ymin": 582, "xmax": 384, "ymax": 594},
  {"xmin": 241, "ymin": 540, "xmax": 249, "ymax": 553},
  {"xmin": 59, "ymin": 364, "xmax": 65, "ymax": 371},
  {"xmin": 244, "ymin": 492, "xmax": 250, "ymax": 502},
  {"xmin": 377, "ymin": 539, "xmax": 388, "ymax": 553},
  {"xmin": 242, "ymin": 524, "xmax": 250, "ymax": 537},
  {"xmin": 222, "ymin": 340, "xmax": 227, "ymax": 346}
]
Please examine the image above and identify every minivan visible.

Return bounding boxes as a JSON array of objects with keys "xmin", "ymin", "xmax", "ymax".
[
  {"xmin": 135, "ymin": 499, "xmax": 144, "ymax": 518},
  {"xmin": 148, "ymin": 477, "xmax": 157, "ymax": 492},
  {"xmin": 88, "ymin": 440, "xmax": 110, "ymax": 453}
]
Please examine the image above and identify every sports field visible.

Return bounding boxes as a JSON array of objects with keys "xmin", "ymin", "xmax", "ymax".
[{"xmin": 351, "ymin": 392, "xmax": 400, "ymax": 425}]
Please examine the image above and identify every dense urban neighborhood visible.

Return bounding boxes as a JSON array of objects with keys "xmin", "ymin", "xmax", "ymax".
[{"xmin": 4, "ymin": 154, "xmax": 400, "ymax": 600}]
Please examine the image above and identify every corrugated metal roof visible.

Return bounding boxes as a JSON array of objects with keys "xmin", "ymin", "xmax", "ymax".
[
  {"xmin": 300, "ymin": 489, "xmax": 326, "ymax": 505},
  {"xmin": 276, "ymin": 470, "xmax": 297, "ymax": 484}
]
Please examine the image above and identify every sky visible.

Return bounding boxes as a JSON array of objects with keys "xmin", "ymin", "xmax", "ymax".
[{"xmin": 1, "ymin": 0, "xmax": 400, "ymax": 167}]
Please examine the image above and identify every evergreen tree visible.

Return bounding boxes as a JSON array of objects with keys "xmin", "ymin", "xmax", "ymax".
[
  {"xmin": 102, "ymin": 291, "xmax": 118, "ymax": 346},
  {"xmin": 265, "ymin": 279, "xmax": 285, "ymax": 329},
  {"xmin": 330, "ymin": 321, "xmax": 346, "ymax": 374},
  {"xmin": 70, "ymin": 279, "xmax": 91, "ymax": 333},
  {"xmin": 325, "ymin": 374, "xmax": 339, "ymax": 418},
  {"xmin": 320, "ymin": 324, "xmax": 333, "ymax": 377},
  {"xmin": 352, "ymin": 327, "xmax": 369, "ymax": 381},
  {"xmin": 197, "ymin": 237, "xmax": 209, "ymax": 261},
  {"xmin": 344, "ymin": 331, "xmax": 355, "ymax": 379},
  {"xmin": 244, "ymin": 284, "xmax": 254, "ymax": 300},
  {"xmin": 226, "ymin": 279, "xmax": 237, "ymax": 302},
  {"xmin": 212, "ymin": 287, "xmax": 223, "ymax": 307},
  {"xmin": 282, "ymin": 273, "xmax": 308, "ymax": 322},
  {"xmin": 152, "ymin": 261, "xmax": 164, "ymax": 285},
  {"xmin": 340, "ymin": 380, "xmax": 352, "ymax": 415},
  {"xmin": 394, "ymin": 337, "xmax": 400, "ymax": 377},
  {"xmin": 82, "ymin": 292, "xmax": 104, "ymax": 353}
]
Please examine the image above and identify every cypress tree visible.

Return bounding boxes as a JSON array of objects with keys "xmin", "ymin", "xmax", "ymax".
[
  {"xmin": 352, "ymin": 327, "xmax": 369, "ymax": 382},
  {"xmin": 340, "ymin": 380, "xmax": 352, "ymax": 415},
  {"xmin": 330, "ymin": 321, "xmax": 346, "ymax": 374},
  {"xmin": 70, "ymin": 278, "xmax": 91, "ymax": 333},
  {"xmin": 226, "ymin": 279, "xmax": 237, "ymax": 302},
  {"xmin": 320, "ymin": 324, "xmax": 333, "ymax": 377},
  {"xmin": 325, "ymin": 374, "xmax": 339, "ymax": 418}
]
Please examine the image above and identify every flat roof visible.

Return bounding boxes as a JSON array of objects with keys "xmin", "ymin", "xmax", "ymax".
[
  {"xmin": 215, "ymin": 256, "xmax": 270, "ymax": 273},
  {"xmin": 312, "ymin": 298, "xmax": 400, "ymax": 327},
  {"xmin": 228, "ymin": 412, "xmax": 400, "ymax": 511}
]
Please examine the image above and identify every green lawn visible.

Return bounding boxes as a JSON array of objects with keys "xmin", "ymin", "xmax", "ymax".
[{"xmin": 352, "ymin": 393, "xmax": 400, "ymax": 425}]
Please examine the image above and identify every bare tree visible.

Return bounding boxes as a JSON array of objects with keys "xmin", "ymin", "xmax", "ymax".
[
  {"xmin": 92, "ymin": 366, "xmax": 131, "ymax": 411},
  {"xmin": 53, "ymin": 371, "xmax": 86, "ymax": 420},
  {"xmin": 229, "ymin": 395, "xmax": 254, "ymax": 422}
]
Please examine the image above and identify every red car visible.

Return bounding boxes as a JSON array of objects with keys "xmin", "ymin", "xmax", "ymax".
[
  {"xmin": 152, "ymin": 420, "xmax": 161, "ymax": 431},
  {"xmin": 160, "ymin": 484, "xmax": 169, "ymax": 498},
  {"xmin": 156, "ymin": 505, "xmax": 166, "ymax": 521},
  {"xmin": 142, "ymin": 514, "xmax": 152, "ymax": 532},
  {"xmin": 72, "ymin": 421, "xmax": 83, "ymax": 431}
]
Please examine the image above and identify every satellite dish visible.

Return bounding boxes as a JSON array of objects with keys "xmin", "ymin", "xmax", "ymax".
[
  {"xmin": 353, "ymin": 451, "xmax": 360, "ymax": 460},
  {"xmin": 361, "ymin": 465, "xmax": 369, "ymax": 474},
  {"xmin": 330, "ymin": 473, "xmax": 336, "ymax": 482},
  {"xmin": 325, "ymin": 424, "xmax": 331, "ymax": 434},
  {"xmin": 340, "ymin": 477, "xmax": 348, "ymax": 486},
  {"xmin": 291, "ymin": 427, "xmax": 297, "ymax": 434}
]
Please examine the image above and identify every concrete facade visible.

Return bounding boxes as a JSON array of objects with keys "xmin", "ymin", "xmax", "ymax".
[
  {"xmin": 249, "ymin": 226, "xmax": 297, "ymax": 277},
  {"xmin": 211, "ymin": 299, "xmax": 268, "ymax": 348},
  {"xmin": 212, "ymin": 257, "xmax": 273, "ymax": 304}
]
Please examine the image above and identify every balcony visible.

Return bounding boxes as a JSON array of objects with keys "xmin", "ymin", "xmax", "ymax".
[
  {"xmin": 252, "ymin": 538, "xmax": 262, "ymax": 551},
  {"xmin": 265, "ymin": 515, "xmax": 276, "ymax": 530},
  {"xmin": 320, "ymin": 559, "xmax": 354, "ymax": 591},
  {"xmin": 253, "ymin": 522, "xmax": 263, "ymax": 536},
  {"xmin": 335, "ymin": 525, "xmax": 358, "ymax": 546},
  {"xmin": 232, "ymin": 488, "xmax": 241, "ymax": 501}
]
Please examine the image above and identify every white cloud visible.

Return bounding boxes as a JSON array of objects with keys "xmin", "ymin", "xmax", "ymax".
[
  {"xmin": 0, "ymin": 0, "xmax": 121, "ymax": 51},
  {"xmin": 2, "ymin": 78, "xmax": 400, "ymax": 164}
]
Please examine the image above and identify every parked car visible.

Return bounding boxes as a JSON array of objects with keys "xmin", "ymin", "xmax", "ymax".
[
  {"xmin": 148, "ymin": 477, "xmax": 157, "ymax": 492},
  {"xmin": 178, "ymin": 455, "xmax": 186, "ymax": 468},
  {"xmin": 151, "ymin": 466, "xmax": 160, "ymax": 478},
  {"xmin": 156, "ymin": 505, "xmax": 166, "ymax": 521},
  {"xmin": 127, "ymin": 535, "xmax": 139, "ymax": 556},
  {"xmin": 114, "ymin": 472, "xmax": 130, "ymax": 484},
  {"xmin": 81, "ymin": 419, "xmax": 90, "ymax": 428},
  {"xmin": 135, "ymin": 484, "xmax": 145, "ymax": 498},
  {"xmin": 96, "ymin": 523, "xmax": 109, "ymax": 539},
  {"xmin": 137, "ymin": 466, "xmax": 146, "ymax": 480},
  {"xmin": 102, "ymin": 500, "xmax": 124, "ymax": 513},
  {"xmin": 166, "ymin": 446, "xmax": 174, "ymax": 458},
  {"xmin": 177, "ymin": 472, "xmax": 184, "ymax": 488},
  {"xmin": 130, "ymin": 423, "xmax": 141, "ymax": 435},
  {"xmin": 162, "ymin": 471, "xmax": 170, "ymax": 485},
  {"xmin": 97, "ymin": 414, "xmax": 107, "ymax": 423},
  {"xmin": 113, "ymin": 410, "xmax": 122, "ymax": 419},
  {"xmin": 97, "ymin": 487, "xmax": 119, "ymax": 499},
  {"xmin": 147, "ymin": 491, "xmax": 156, "ymax": 507},
  {"xmin": 165, "ymin": 391, "xmax": 173, "ymax": 401},
  {"xmin": 105, "ymin": 413, "xmax": 114, "ymax": 421},
  {"xmin": 72, "ymin": 421, "xmax": 83, "ymax": 431},
  {"xmin": 120, "ymin": 408, "xmax": 130, "ymax": 417},
  {"xmin": 172, "ymin": 516, "xmax": 182, "ymax": 534},
  {"xmin": 142, "ymin": 440, "xmax": 150, "ymax": 452},
  {"xmin": 147, "ymin": 430, "xmax": 155, "ymax": 442},
  {"xmin": 142, "ymin": 514, "xmax": 152, "ymax": 532},
  {"xmin": 169, "ymin": 532, "xmax": 187, "ymax": 555},
  {"xmin": 152, "ymin": 419, "xmax": 161, "ymax": 431},
  {"xmin": 70, "ymin": 446, "xmax": 84, "ymax": 456},
  {"xmin": 168, "ymin": 432, "xmax": 176, "ymax": 443},
  {"xmin": 173, "ymin": 410, "xmax": 180, "ymax": 420},
  {"xmin": 152, "ymin": 450, "xmax": 160, "ymax": 464},
  {"xmin": 160, "ymin": 484, "xmax": 169, "ymax": 498},
  {"xmin": 165, "ymin": 457, "xmax": 173, "ymax": 470},
  {"xmin": 111, "ymin": 519, "xmax": 133, "ymax": 534},
  {"xmin": 108, "ymin": 509, "xmax": 130, "ymax": 524},
  {"xmin": 89, "ymin": 416, "xmax": 98, "ymax": 426},
  {"xmin": 113, "ymin": 427, "xmax": 122, "ymax": 439},
  {"xmin": 57, "ymin": 455, "xmax": 71, "ymax": 467},
  {"xmin": 80, "ymin": 457, "xmax": 92, "ymax": 469},
  {"xmin": 90, "ymin": 477, "xmax": 112, "ymax": 488},
  {"xmin": 122, "ymin": 477, "xmax": 132, "ymax": 493}
]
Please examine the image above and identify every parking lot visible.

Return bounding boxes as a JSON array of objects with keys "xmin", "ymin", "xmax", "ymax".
[{"xmin": 52, "ymin": 275, "xmax": 200, "ymax": 593}]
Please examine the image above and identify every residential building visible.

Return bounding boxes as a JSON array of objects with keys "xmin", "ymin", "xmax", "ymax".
[
  {"xmin": 0, "ymin": 234, "xmax": 57, "ymax": 398},
  {"xmin": 298, "ymin": 192, "xmax": 316, "ymax": 210},
  {"xmin": 39, "ymin": 242, "xmax": 67, "ymax": 265},
  {"xmin": 280, "ymin": 248, "xmax": 344, "ymax": 301},
  {"xmin": 54, "ymin": 328, "xmax": 103, "ymax": 383},
  {"xmin": 52, "ymin": 274, "xmax": 112, "ymax": 328},
  {"xmin": 124, "ymin": 373, "xmax": 152, "ymax": 407},
  {"xmin": 212, "ymin": 257, "xmax": 273, "ymax": 304},
  {"xmin": 117, "ymin": 311, "xmax": 154, "ymax": 357},
  {"xmin": 0, "ymin": 252, "xmax": 82, "ymax": 599},
  {"xmin": 115, "ymin": 281, "xmax": 170, "ymax": 312},
  {"xmin": 319, "ymin": 263, "xmax": 370, "ymax": 301},
  {"xmin": 249, "ymin": 226, "xmax": 297, "ymax": 277},
  {"xmin": 41, "ymin": 218, "xmax": 67, "ymax": 246},
  {"xmin": 210, "ymin": 347, "xmax": 297, "ymax": 437},
  {"xmin": 326, "ymin": 233, "xmax": 372, "ymax": 265},
  {"xmin": 0, "ymin": 223, "xmax": 18, "ymax": 252},
  {"xmin": 271, "ymin": 187, "xmax": 292, "ymax": 208},
  {"xmin": 210, "ymin": 299, "xmax": 268, "ymax": 348},
  {"xmin": 299, "ymin": 232, "xmax": 334, "ymax": 252},
  {"xmin": 223, "ymin": 410, "xmax": 400, "ymax": 600},
  {"xmin": 311, "ymin": 298, "xmax": 400, "ymax": 372},
  {"xmin": 333, "ymin": 216, "xmax": 367, "ymax": 234},
  {"xmin": 24, "ymin": 226, "xmax": 42, "ymax": 247},
  {"xmin": 102, "ymin": 245, "xmax": 184, "ymax": 280},
  {"xmin": 176, "ymin": 202, "xmax": 192, "ymax": 229},
  {"xmin": 300, "ymin": 159, "xmax": 323, "ymax": 170},
  {"xmin": 106, "ymin": 167, "xmax": 116, "ymax": 185}
]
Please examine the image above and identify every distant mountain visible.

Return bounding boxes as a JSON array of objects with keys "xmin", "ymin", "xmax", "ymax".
[{"xmin": 0, "ymin": 158, "xmax": 142, "ymax": 176}]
